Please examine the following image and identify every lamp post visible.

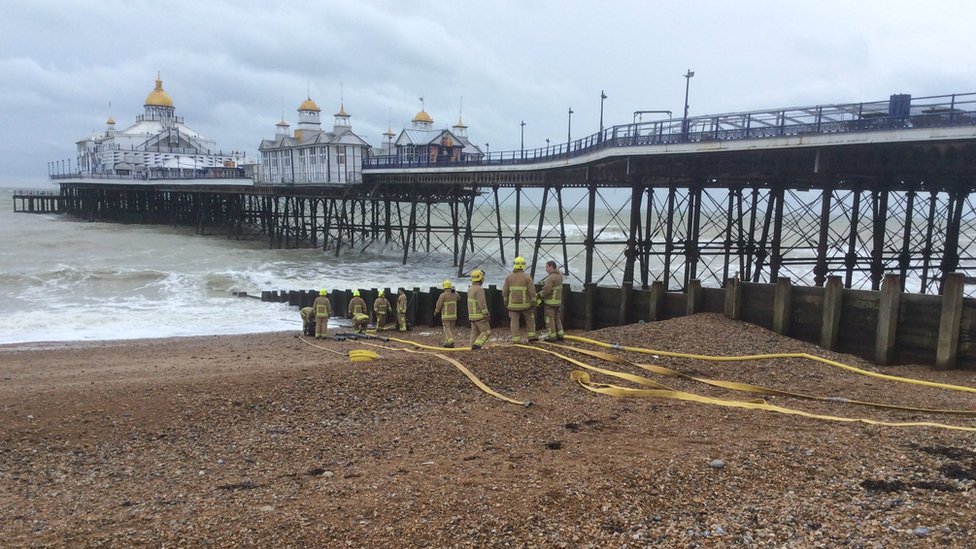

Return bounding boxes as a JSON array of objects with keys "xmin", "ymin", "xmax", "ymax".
[
  {"xmin": 599, "ymin": 90, "xmax": 607, "ymax": 141},
  {"xmin": 545, "ymin": 138, "xmax": 550, "ymax": 156},
  {"xmin": 567, "ymin": 107, "xmax": 574, "ymax": 152},
  {"xmin": 485, "ymin": 142, "xmax": 490, "ymax": 160},
  {"xmin": 520, "ymin": 120, "xmax": 525, "ymax": 159},
  {"xmin": 682, "ymin": 69, "xmax": 695, "ymax": 139}
]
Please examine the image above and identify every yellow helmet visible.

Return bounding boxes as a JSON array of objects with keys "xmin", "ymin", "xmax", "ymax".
[
  {"xmin": 443, "ymin": 279, "xmax": 453, "ymax": 289},
  {"xmin": 378, "ymin": 290, "xmax": 385, "ymax": 297},
  {"xmin": 319, "ymin": 289, "xmax": 328, "ymax": 296},
  {"xmin": 514, "ymin": 256, "xmax": 527, "ymax": 270},
  {"xmin": 353, "ymin": 289, "xmax": 360, "ymax": 297},
  {"xmin": 470, "ymin": 269, "xmax": 485, "ymax": 282}
]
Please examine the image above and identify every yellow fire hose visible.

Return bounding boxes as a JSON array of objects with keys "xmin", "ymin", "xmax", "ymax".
[
  {"xmin": 356, "ymin": 341, "xmax": 528, "ymax": 406},
  {"xmin": 300, "ymin": 335, "xmax": 525, "ymax": 405},
  {"xmin": 387, "ymin": 337, "xmax": 471, "ymax": 352},
  {"xmin": 569, "ymin": 370, "xmax": 976, "ymax": 432},
  {"xmin": 298, "ymin": 336, "xmax": 380, "ymax": 362},
  {"xmin": 513, "ymin": 344, "xmax": 976, "ymax": 432},
  {"xmin": 544, "ymin": 342, "xmax": 976, "ymax": 416},
  {"xmin": 565, "ymin": 335, "xmax": 976, "ymax": 394},
  {"xmin": 301, "ymin": 334, "xmax": 976, "ymax": 431}
]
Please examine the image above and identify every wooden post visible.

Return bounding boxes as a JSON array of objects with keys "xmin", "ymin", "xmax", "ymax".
[
  {"xmin": 875, "ymin": 274, "xmax": 902, "ymax": 365},
  {"xmin": 649, "ymin": 280, "xmax": 665, "ymax": 321},
  {"xmin": 772, "ymin": 277, "xmax": 792, "ymax": 336},
  {"xmin": 584, "ymin": 283, "xmax": 597, "ymax": 331},
  {"xmin": 686, "ymin": 279, "xmax": 703, "ymax": 315},
  {"xmin": 936, "ymin": 273, "xmax": 965, "ymax": 369},
  {"xmin": 561, "ymin": 283, "xmax": 570, "ymax": 330},
  {"xmin": 724, "ymin": 277, "xmax": 742, "ymax": 320},
  {"xmin": 820, "ymin": 276, "xmax": 843, "ymax": 351},
  {"xmin": 618, "ymin": 282, "xmax": 632, "ymax": 325},
  {"xmin": 425, "ymin": 286, "xmax": 439, "ymax": 328}
]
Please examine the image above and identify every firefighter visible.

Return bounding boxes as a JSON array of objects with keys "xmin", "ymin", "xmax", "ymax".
[
  {"xmin": 396, "ymin": 288, "xmax": 409, "ymax": 332},
  {"xmin": 502, "ymin": 256, "xmax": 537, "ymax": 343},
  {"xmin": 299, "ymin": 306, "xmax": 315, "ymax": 337},
  {"xmin": 538, "ymin": 261, "xmax": 564, "ymax": 341},
  {"xmin": 467, "ymin": 269, "xmax": 491, "ymax": 349},
  {"xmin": 352, "ymin": 312, "xmax": 370, "ymax": 333},
  {"xmin": 434, "ymin": 279, "xmax": 460, "ymax": 348},
  {"xmin": 374, "ymin": 290, "xmax": 391, "ymax": 330},
  {"xmin": 348, "ymin": 290, "xmax": 367, "ymax": 333},
  {"xmin": 312, "ymin": 289, "xmax": 332, "ymax": 339}
]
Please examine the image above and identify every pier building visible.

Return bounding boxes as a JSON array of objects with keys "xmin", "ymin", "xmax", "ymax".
[
  {"xmin": 257, "ymin": 97, "xmax": 369, "ymax": 185},
  {"xmin": 73, "ymin": 74, "xmax": 241, "ymax": 177},
  {"xmin": 383, "ymin": 105, "xmax": 484, "ymax": 166}
]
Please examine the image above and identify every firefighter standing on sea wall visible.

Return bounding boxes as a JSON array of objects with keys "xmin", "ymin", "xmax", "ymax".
[
  {"xmin": 467, "ymin": 269, "xmax": 491, "ymax": 349},
  {"xmin": 434, "ymin": 279, "xmax": 460, "ymax": 348},
  {"xmin": 538, "ymin": 261, "xmax": 564, "ymax": 341},
  {"xmin": 502, "ymin": 256, "xmax": 537, "ymax": 343},
  {"xmin": 312, "ymin": 289, "xmax": 332, "ymax": 339}
]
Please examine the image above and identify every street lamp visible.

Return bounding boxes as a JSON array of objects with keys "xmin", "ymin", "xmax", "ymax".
[
  {"xmin": 545, "ymin": 138, "xmax": 550, "ymax": 155},
  {"xmin": 567, "ymin": 107, "xmax": 574, "ymax": 150},
  {"xmin": 599, "ymin": 90, "xmax": 608, "ymax": 139},
  {"xmin": 682, "ymin": 69, "xmax": 695, "ymax": 139},
  {"xmin": 485, "ymin": 142, "xmax": 490, "ymax": 160},
  {"xmin": 520, "ymin": 120, "xmax": 525, "ymax": 159}
]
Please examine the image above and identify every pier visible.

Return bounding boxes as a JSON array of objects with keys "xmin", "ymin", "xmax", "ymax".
[{"xmin": 20, "ymin": 92, "xmax": 976, "ymax": 298}]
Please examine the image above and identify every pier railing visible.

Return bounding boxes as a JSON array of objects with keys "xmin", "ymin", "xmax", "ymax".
[
  {"xmin": 48, "ymin": 166, "xmax": 246, "ymax": 181},
  {"xmin": 364, "ymin": 92, "xmax": 976, "ymax": 169}
]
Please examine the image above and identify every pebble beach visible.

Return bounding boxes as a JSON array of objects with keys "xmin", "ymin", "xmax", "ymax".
[{"xmin": 2, "ymin": 313, "xmax": 975, "ymax": 547}]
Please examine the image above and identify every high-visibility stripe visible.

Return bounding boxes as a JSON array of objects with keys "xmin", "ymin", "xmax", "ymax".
[
  {"xmin": 443, "ymin": 301, "xmax": 458, "ymax": 320},
  {"xmin": 468, "ymin": 297, "xmax": 486, "ymax": 320},
  {"xmin": 544, "ymin": 286, "xmax": 562, "ymax": 306},
  {"xmin": 507, "ymin": 285, "xmax": 531, "ymax": 310}
]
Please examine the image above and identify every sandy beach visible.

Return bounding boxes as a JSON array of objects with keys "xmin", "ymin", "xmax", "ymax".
[{"xmin": 2, "ymin": 313, "xmax": 975, "ymax": 547}]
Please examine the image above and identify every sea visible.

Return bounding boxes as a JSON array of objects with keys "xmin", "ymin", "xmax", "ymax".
[{"xmin": 0, "ymin": 187, "xmax": 467, "ymax": 345}]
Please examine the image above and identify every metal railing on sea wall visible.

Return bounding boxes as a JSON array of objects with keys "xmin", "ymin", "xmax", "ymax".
[{"xmin": 251, "ymin": 272, "xmax": 976, "ymax": 369}]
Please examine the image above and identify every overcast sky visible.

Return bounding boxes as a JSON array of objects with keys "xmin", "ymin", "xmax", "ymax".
[{"xmin": 2, "ymin": 0, "xmax": 975, "ymax": 187}]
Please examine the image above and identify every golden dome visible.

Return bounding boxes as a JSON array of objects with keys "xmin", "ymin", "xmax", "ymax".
[
  {"xmin": 144, "ymin": 73, "xmax": 174, "ymax": 107},
  {"xmin": 299, "ymin": 97, "xmax": 321, "ymax": 112},
  {"xmin": 413, "ymin": 110, "xmax": 433, "ymax": 123},
  {"xmin": 335, "ymin": 103, "xmax": 349, "ymax": 117},
  {"xmin": 106, "ymin": 116, "xmax": 116, "ymax": 125}
]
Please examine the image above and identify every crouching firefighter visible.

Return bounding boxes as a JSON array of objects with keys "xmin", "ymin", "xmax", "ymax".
[{"xmin": 299, "ymin": 306, "xmax": 315, "ymax": 337}]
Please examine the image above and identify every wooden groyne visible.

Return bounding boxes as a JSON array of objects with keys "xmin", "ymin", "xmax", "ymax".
[{"xmin": 256, "ymin": 273, "xmax": 976, "ymax": 369}]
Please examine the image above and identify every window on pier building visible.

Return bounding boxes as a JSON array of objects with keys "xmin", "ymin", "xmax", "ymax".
[{"xmin": 337, "ymin": 146, "xmax": 346, "ymax": 165}]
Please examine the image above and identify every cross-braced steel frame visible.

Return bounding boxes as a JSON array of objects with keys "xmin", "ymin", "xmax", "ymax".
[{"xmin": 57, "ymin": 135, "xmax": 976, "ymax": 296}]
